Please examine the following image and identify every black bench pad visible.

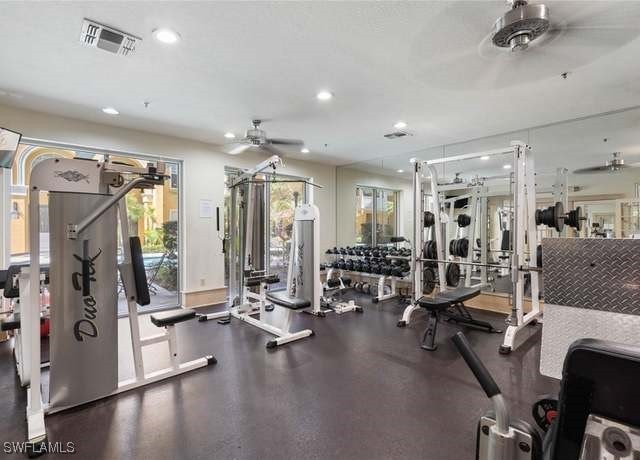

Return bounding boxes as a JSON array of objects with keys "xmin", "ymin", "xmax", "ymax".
[
  {"xmin": 438, "ymin": 287, "xmax": 481, "ymax": 303},
  {"xmin": 266, "ymin": 290, "xmax": 311, "ymax": 310},
  {"xmin": 418, "ymin": 297, "xmax": 451, "ymax": 311},
  {"xmin": 150, "ymin": 309, "xmax": 196, "ymax": 327}
]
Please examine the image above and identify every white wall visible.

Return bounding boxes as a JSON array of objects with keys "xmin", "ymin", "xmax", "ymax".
[
  {"xmin": 0, "ymin": 104, "xmax": 336, "ymax": 303},
  {"xmin": 336, "ymin": 166, "xmax": 412, "ymax": 246}
]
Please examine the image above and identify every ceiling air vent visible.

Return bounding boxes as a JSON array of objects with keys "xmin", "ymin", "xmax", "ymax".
[
  {"xmin": 384, "ymin": 131, "xmax": 413, "ymax": 139},
  {"xmin": 80, "ymin": 19, "xmax": 141, "ymax": 56}
]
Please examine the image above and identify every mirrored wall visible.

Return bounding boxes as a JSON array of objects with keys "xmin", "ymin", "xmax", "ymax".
[{"xmin": 336, "ymin": 106, "xmax": 640, "ymax": 295}]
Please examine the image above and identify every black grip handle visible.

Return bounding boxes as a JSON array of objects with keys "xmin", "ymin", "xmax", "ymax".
[
  {"xmin": 451, "ymin": 332, "xmax": 501, "ymax": 398},
  {"xmin": 81, "ymin": 240, "xmax": 91, "ymax": 296},
  {"xmin": 216, "ymin": 207, "xmax": 220, "ymax": 232}
]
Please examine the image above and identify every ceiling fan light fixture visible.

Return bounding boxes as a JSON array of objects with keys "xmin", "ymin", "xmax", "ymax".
[{"xmin": 492, "ymin": 1, "xmax": 550, "ymax": 52}]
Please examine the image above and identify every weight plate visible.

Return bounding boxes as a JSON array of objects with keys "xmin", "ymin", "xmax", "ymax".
[
  {"xmin": 554, "ymin": 201, "xmax": 565, "ymax": 233},
  {"xmin": 532, "ymin": 395, "xmax": 558, "ymax": 432},
  {"xmin": 424, "ymin": 211, "xmax": 435, "ymax": 228},
  {"xmin": 446, "ymin": 263, "xmax": 461, "ymax": 287},
  {"xmin": 460, "ymin": 238, "xmax": 469, "ymax": 258},
  {"xmin": 423, "ymin": 268, "xmax": 436, "ymax": 294},
  {"xmin": 449, "ymin": 239, "xmax": 456, "ymax": 256}
]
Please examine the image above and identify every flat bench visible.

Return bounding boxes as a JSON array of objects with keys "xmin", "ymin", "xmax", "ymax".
[
  {"xmin": 266, "ymin": 290, "xmax": 311, "ymax": 310},
  {"xmin": 150, "ymin": 309, "xmax": 197, "ymax": 328},
  {"xmin": 417, "ymin": 286, "xmax": 500, "ymax": 351}
]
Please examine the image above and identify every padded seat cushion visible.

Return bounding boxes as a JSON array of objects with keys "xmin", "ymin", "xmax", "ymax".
[
  {"xmin": 418, "ymin": 296, "xmax": 451, "ymax": 311},
  {"xmin": 438, "ymin": 287, "xmax": 481, "ymax": 303},
  {"xmin": 266, "ymin": 290, "xmax": 311, "ymax": 310},
  {"xmin": 150, "ymin": 308, "xmax": 196, "ymax": 327}
]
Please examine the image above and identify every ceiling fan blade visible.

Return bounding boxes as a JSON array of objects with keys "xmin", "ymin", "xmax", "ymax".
[
  {"xmin": 226, "ymin": 144, "xmax": 251, "ymax": 155},
  {"xmin": 268, "ymin": 138, "xmax": 304, "ymax": 146},
  {"xmin": 573, "ymin": 166, "xmax": 611, "ymax": 175},
  {"xmin": 260, "ymin": 143, "xmax": 283, "ymax": 156}
]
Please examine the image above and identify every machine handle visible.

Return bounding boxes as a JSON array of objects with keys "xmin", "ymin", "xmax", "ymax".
[
  {"xmin": 216, "ymin": 206, "xmax": 220, "ymax": 232},
  {"xmin": 452, "ymin": 332, "xmax": 501, "ymax": 398},
  {"xmin": 81, "ymin": 240, "xmax": 91, "ymax": 296}
]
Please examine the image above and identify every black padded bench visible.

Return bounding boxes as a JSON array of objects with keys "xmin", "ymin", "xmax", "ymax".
[
  {"xmin": 245, "ymin": 275, "xmax": 280, "ymax": 288},
  {"xmin": 417, "ymin": 287, "xmax": 501, "ymax": 351},
  {"xmin": 266, "ymin": 290, "xmax": 311, "ymax": 310},
  {"xmin": 150, "ymin": 309, "xmax": 197, "ymax": 328}
]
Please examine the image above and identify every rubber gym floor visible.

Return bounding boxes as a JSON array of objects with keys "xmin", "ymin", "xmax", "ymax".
[{"xmin": 0, "ymin": 294, "xmax": 557, "ymax": 459}]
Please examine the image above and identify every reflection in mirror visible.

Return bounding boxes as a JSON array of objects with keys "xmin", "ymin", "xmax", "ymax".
[{"xmin": 335, "ymin": 106, "xmax": 640, "ymax": 298}]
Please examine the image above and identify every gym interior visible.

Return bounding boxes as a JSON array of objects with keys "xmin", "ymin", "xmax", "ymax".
[{"xmin": 1, "ymin": 2, "xmax": 639, "ymax": 459}]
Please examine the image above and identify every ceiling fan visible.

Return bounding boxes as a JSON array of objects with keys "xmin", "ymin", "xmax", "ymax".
[
  {"xmin": 225, "ymin": 119, "xmax": 304, "ymax": 155},
  {"xmin": 414, "ymin": 1, "xmax": 640, "ymax": 90},
  {"xmin": 573, "ymin": 152, "xmax": 640, "ymax": 175}
]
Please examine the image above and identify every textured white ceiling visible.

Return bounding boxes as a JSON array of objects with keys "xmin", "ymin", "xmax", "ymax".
[{"xmin": 1, "ymin": 1, "xmax": 640, "ymax": 165}]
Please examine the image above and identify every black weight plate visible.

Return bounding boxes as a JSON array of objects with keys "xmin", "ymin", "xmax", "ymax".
[
  {"xmin": 424, "ymin": 211, "xmax": 435, "ymax": 228},
  {"xmin": 554, "ymin": 201, "xmax": 564, "ymax": 233},
  {"xmin": 531, "ymin": 395, "xmax": 558, "ymax": 432},
  {"xmin": 446, "ymin": 263, "xmax": 461, "ymax": 287},
  {"xmin": 449, "ymin": 239, "xmax": 456, "ymax": 256},
  {"xmin": 459, "ymin": 238, "xmax": 469, "ymax": 258},
  {"xmin": 423, "ymin": 268, "xmax": 436, "ymax": 295}
]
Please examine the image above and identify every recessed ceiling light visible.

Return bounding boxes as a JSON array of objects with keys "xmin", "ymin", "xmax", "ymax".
[
  {"xmin": 409, "ymin": 157, "xmax": 417, "ymax": 163},
  {"xmin": 316, "ymin": 91, "xmax": 333, "ymax": 101},
  {"xmin": 102, "ymin": 107, "xmax": 119, "ymax": 115},
  {"xmin": 480, "ymin": 155, "xmax": 490, "ymax": 160},
  {"xmin": 397, "ymin": 169, "xmax": 404, "ymax": 173},
  {"xmin": 301, "ymin": 148, "xmax": 310, "ymax": 154},
  {"xmin": 153, "ymin": 28, "xmax": 180, "ymax": 44},
  {"xmin": 503, "ymin": 164, "xmax": 512, "ymax": 169},
  {"xmin": 394, "ymin": 121, "xmax": 407, "ymax": 130},
  {"xmin": 224, "ymin": 132, "xmax": 236, "ymax": 139}
]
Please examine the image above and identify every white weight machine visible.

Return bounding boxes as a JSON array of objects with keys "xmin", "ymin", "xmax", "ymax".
[{"xmin": 22, "ymin": 156, "xmax": 215, "ymax": 451}]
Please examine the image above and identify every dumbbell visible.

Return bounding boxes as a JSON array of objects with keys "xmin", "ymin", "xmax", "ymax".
[
  {"xmin": 353, "ymin": 260, "xmax": 363, "ymax": 272},
  {"xmin": 354, "ymin": 282, "xmax": 363, "ymax": 292},
  {"xmin": 337, "ymin": 259, "xmax": 347, "ymax": 270},
  {"xmin": 361, "ymin": 261, "xmax": 371, "ymax": 273},
  {"xmin": 382, "ymin": 265, "xmax": 393, "ymax": 276},
  {"xmin": 345, "ymin": 259, "xmax": 355, "ymax": 271},
  {"xmin": 361, "ymin": 282, "xmax": 371, "ymax": 295}
]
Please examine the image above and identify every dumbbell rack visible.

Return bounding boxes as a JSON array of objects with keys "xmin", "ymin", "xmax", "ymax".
[{"xmin": 324, "ymin": 246, "xmax": 412, "ymax": 303}]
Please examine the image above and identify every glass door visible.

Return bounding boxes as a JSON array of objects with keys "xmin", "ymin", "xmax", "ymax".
[{"xmin": 375, "ymin": 189, "xmax": 397, "ymax": 244}]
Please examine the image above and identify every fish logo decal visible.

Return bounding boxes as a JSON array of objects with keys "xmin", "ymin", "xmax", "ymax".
[{"xmin": 54, "ymin": 170, "xmax": 90, "ymax": 183}]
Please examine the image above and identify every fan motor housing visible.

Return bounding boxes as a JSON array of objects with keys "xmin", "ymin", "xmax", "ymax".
[{"xmin": 493, "ymin": 2, "xmax": 550, "ymax": 51}]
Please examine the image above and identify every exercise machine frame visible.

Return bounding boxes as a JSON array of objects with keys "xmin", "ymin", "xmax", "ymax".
[{"xmin": 399, "ymin": 143, "xmax": 541, "ymax": 354}]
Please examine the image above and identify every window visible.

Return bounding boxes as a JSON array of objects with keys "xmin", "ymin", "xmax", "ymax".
[
  {"xmin": 9, "ymin": 143, "xmax": 181, "ymax": 315},
  {"xmin": 355, "ymin": 186, "xmax": 399, "ymax": 246}
]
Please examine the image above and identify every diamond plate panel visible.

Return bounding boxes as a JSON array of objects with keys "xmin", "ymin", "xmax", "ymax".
[
  {"xmin": 541, "ymin": 304, "xmax": 640, "ymax": 378},
  {"xmin": 542, "ymin": 238, "xmax": 640, "ymax": 316}
]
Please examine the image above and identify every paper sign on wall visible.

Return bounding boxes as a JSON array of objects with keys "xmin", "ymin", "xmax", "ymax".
[{"xmin": 199, "ymin": 199, "xmax": 213, "ymax": 218}]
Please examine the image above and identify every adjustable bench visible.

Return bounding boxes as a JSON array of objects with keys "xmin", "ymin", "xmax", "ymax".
[
  {"xmin": 418, "ymin": 287, "xmax": 502, "ymax": 351},
  {"xmin": 266, "ymin": 290, "xmax": 311, "ymax": 310},
  {"xmin": 226, "ymin": 289, "xmax": 314, "ymax": 348},
  {"xmin": 146, "ymin": 308, "xmax": 217, "ymax": 367}
]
